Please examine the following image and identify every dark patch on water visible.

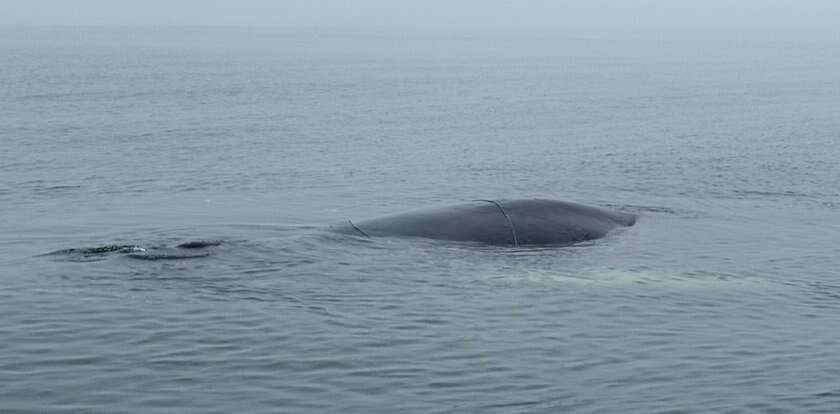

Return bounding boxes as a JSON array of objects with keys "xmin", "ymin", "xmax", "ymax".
[
  {"xmin": 175, "ymin": 240, "xmax": 224, "ymax": 249},
  {"xmin": 43, "ymin": 240, "xmax": 224, "ymax": 262}
]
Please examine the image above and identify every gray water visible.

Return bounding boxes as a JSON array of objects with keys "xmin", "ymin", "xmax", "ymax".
[{"xmin": 2, "ymin": 26, "xmax": 840, "ymax": 413}]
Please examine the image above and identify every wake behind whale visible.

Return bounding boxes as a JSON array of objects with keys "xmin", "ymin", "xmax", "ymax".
[{"xmin": 43, "ymin": 240, "xmax": 224, "ymax": 261}]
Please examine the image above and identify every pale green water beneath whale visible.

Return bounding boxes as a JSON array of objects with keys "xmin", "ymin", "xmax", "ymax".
[{"xmin": 2, "ymin": 26, "xmax": 840, "ymax": 413}]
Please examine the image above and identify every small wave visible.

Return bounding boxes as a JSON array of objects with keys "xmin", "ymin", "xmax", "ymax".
[
  {"xmin": 820, "ymin": 200, "xmax": 840, "ymax": 209},
  {"xmin": 600, "ymin": 203, "xmax": 686, "ymax": 216},
  {"xmin": 19, "ymin": 184, "xmax": 84, "ymax": 198},
  {"xmin": 733, "ymin": 189, "xmax": 809, "ymax": 198},
  {"xmin": 127, "ymin": 249, "xmax": 211, "ymax": 261},
  {"xmin": 38, "ymin": 185, "xmax": 82, "ymax": 191}
]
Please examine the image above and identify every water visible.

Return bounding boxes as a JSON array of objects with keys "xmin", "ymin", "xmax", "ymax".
[{"xmin": 2, "ymin": 25, "xmax": 840, "ymax": 412}]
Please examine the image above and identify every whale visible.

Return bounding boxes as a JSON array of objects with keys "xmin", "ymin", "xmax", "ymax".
[{"xmin": 335, "ymin": 199, "xmax": 635, "ymax": 246}]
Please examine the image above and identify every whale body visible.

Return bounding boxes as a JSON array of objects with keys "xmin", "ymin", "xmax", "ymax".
[{"xmin": 336, "ymin": 199, "xmax": 635, "ymax": 246}]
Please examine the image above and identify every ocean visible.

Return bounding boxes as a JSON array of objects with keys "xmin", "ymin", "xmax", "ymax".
[{"xmin": 2, "ymin": 25, "xmax": 840, "ymax": 412}]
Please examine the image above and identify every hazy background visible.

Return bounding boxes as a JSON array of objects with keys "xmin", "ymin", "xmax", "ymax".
[
  {"xmin": 4, "ymin": 1, "xmax": 840, "ymax": 412},
  {"xmin": 2, "ymin": 0, "xmax": 840, "ymax": 39}
]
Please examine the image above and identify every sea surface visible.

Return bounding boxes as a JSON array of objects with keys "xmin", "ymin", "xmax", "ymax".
[{"xmin": 2, "ymin": 25, "xmax": 840, "ymax": 413}]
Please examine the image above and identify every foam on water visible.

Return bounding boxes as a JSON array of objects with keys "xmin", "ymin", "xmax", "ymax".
[{"xmin": 488, "ymin": 268, "xmax": 769, "ymax": 290}]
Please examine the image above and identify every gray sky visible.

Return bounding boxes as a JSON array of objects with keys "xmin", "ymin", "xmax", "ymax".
[{"xmin": 2, "ymin": 0, "xmax": 839, "ymax": 38}]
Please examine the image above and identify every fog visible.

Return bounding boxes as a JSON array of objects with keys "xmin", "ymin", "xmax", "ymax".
[{"xmin": 2, "ymin": 0, "xmax": 839, "ymax": 39}]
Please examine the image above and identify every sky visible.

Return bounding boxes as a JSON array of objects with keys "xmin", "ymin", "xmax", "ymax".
[{"xmin": 2, "ymin": 0, "xmax": 839, "ymax": 38}]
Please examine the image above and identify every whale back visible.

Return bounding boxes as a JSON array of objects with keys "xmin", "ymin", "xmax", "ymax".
[
  {"xmin": 337, "ymin": 198, "xmax": 635, "ymax": 246},
  {"xmin": 349, "ymin": 202, "xmax": 515, "ymax": 244},
  {"xmin": 500, "ymin": 199, "xmax": 635, "ymax": 245}
]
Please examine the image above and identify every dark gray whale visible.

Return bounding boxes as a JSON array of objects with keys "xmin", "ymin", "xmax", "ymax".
[{"xmin": 336, "ymin": 199, "xmax": 635, "ymax": 246}]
